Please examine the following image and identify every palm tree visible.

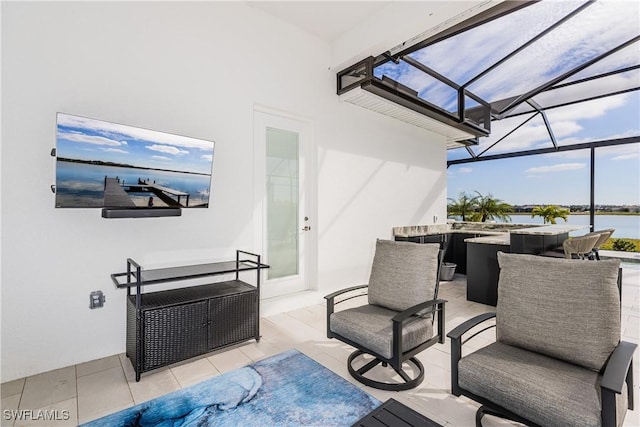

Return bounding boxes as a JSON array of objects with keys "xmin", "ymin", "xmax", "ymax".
[
  {"xmin": 530, "ymin": 205, "xmax": 570, "ymax": 224},
  {"xmin": 447, "ymin": 192, "xmax": 478, "ymax": 221},
  {"xmin": 469, "ymin": 191, "xmax": 513, "ymax": 223}
]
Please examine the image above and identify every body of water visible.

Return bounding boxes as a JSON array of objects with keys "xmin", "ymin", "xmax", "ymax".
[
  {"xmin": 56, "ymin": 161, "xmax": 212, "ymax": 208},
  {"xmin": 505, "ymin": 214, "xmax": 640, "ymax": 239}
]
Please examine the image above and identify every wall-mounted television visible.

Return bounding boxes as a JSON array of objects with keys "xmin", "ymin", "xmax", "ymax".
[{"xmin": 55, "ymin": 113, "xmax": 214, "ymax": 216}]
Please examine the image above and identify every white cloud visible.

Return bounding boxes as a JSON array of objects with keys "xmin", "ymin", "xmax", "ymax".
[
  {"xmin": 458, "ymin": 167, "xmax": 473, "ymax": 174},
  {"xmin": 151, "ymin": 155, "xmax": 172, "ymax": 161},
  {"xmin": 103, "ymin": 148, "xmax": 128, "ymax": 154},
  {"xmin": 58, "ymin": 131, "xmax": 124, "ymax": 147},
  {"xmin": 525, "ymin": 163, "xmax": 586, "ymax": 174},
  {"xmin": 546, "ymin": 95, "xmax": 628, "ymax": 122},
  {"xmin": 201, "ymin": 154, "xmax": 213, "ymax": 162},
  {"xmin": 612, "ymin": 153, "xmax": 639, "ymax": 161},
  {"xmin": 57, "ymin": 113, "xmax": 213, "ymax": 151},
  {"xmin": 146, "ymin": 144, "xmax": 189, "ymax": 156}
]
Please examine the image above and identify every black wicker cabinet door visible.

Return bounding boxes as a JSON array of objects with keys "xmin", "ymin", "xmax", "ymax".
[
  {"xmin": 208, "ymin": 292, "xmax": 257, "ymax": 349},
  {"xmin": 143, "ymin": 301, "xmax": 208, "ymax": 371}
]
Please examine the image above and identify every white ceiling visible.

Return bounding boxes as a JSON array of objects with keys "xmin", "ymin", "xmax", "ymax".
[
  {"xmin": 246, "ymin": 1, "xmax": 496, "ymax": 70},
  {"xmin": 246, "ymin": 1, "xmax": 393, "ymax": 43}
]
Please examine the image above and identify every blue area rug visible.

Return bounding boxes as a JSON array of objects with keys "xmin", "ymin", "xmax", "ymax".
[{"xmin": 82, "ymin": 349, "xmax": 380, "ymax": 426}]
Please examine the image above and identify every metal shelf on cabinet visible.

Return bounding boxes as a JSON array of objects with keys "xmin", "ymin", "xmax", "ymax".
[{"xmin": 112, "ymin": 250, "xmax": 269, "ymax": 381}]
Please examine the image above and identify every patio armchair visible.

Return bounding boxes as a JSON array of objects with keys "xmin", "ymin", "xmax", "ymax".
[
  {"xmin": 540, "ymin": 232, "xmax": 601, "ymax": 259},
  {"xmin": 587, "ymin": 228, "xmax": 615, "ymax": 260},
  {"xmin": 325, "ymin": 239, "xmax": 446, "ymax": 391},
  {"xmin": 448, "ymin": 252, "xmax": 635, "ymax": 427},
  {"xmin": 562, "ymin": 232, "xmax": 601, "ymax": 259}
]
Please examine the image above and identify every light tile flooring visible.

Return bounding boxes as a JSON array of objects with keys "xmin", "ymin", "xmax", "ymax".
[{"xmin": 2, "ymin": 268, "xmax": 639, "ymax": 427}]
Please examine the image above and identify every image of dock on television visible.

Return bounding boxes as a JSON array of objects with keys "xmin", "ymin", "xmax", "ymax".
[{"xmin": 55, "ymin": 113, "xmax": 215, "ymax": 209}]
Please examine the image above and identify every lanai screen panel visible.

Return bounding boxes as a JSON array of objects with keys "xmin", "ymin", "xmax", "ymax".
[
  {"xmin": 466, "ymin": 1, "xmax": 639, "ymax": 104},
  {"xmin": 425, "ymin": 0, "xmax": 640, "ymax": 162},
  {"xmin": 407, "ymin": 0, "xmax": 583, "ymax": 92}
]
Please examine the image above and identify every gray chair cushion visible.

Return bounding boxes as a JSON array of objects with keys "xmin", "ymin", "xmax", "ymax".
[
  {"xmin": 368, "ymin": 240, "xmax": 440, "ymax": 312},
  {"xmin": 329, "ymin": 304, "xmax": 434, "ymax": 359},
  {"xmin": 458, "ymin": 342, "xmax": 628, "ymax": 427},
  {"xmin": 496, "ymin": 252, "xmax": 620, "ymax": 371}
]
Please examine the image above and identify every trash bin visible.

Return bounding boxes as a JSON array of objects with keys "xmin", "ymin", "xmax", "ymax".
[{"xmin": 440, "ymin": 262, "xmax": 457, "ymax": 281}]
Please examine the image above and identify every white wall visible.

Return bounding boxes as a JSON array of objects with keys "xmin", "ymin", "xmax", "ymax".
[{"xmin": 1, "ymin": 1, "xmax": 447, "ymax": 382}]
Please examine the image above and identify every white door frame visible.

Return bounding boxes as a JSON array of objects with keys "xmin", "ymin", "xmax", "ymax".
[{"xmin": 253, "ymin": 105, "xmax": 317, "ymax": 299}]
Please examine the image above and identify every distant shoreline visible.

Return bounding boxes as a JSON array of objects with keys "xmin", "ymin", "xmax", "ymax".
[
  {"xmin": 510, "ymin": 212, "xmax": 640, "ymax": 216},
  {"xmin": 57, "ymin": 157, "xmax": 211, "ymax": 177}
]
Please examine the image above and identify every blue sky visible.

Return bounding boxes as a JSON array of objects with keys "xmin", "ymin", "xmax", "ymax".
[
  {"xmin": 375, "ymin": 1, "xmax": 640, "ymax": 206},
  {"xmin": 448, "ymin": 91, "xmax": 640, "ymax": 206},
  {"xmin": 56, "ymin": 113, "xmax": 214, "ymax": 176}
]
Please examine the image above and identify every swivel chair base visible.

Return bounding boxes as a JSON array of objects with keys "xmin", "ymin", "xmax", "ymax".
[{"xmin": 347, "ymin": 350, "xmax": 424, "ymax": 391}]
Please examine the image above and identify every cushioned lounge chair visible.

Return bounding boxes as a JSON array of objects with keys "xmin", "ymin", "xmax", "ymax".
[
  {"xmin": 448, "ymin": 253, "xmax": 635, "ymax": 427},
  {"xmin": 325, "ymin": 239, "xmax": 446, "ymax": 391}
]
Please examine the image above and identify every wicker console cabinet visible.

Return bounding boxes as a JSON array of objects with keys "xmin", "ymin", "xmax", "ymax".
[{"xmin": 111, "ymin": 250, "xmax": 268, "ymax": 381}]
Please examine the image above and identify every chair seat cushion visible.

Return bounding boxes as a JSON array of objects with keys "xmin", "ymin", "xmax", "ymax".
[
  {"xmin": 458, "ymin": 342, "xmax": 628, "ymax": 427},
  {"xmin": 330, "ymin": 304, "xmax": 433, "ymax": 360}
]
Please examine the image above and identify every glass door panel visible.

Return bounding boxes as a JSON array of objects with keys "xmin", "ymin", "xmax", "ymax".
[{"xmin": 266, "ymin": 127, "xmax": 299, "ymax": 280}]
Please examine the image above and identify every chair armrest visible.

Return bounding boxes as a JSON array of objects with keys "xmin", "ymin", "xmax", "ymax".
[
  {"xmin": 391, "ymin": 299, "xmax": 447, "ymax": 351},
  {"xmin": 390, "ymin": 299, "xmax": 448, "ymax": 354},
  {"xmin": 447, "ymin": 312, "xmax": 496, "ymax": 341},
  {"xmin": 601, "ymin": 341, "xmax": 637, "ymax": 424},
  {"xmin": 325, "ymin": 285, "xmax": 368, "ymax": 339},
  {"xmin": 448, "ymin": 312, "xmax": 496, "ymax": 397},
  {"xmin": 601, "ymin": 341, "xmax": 637, "ymax": 394},
  {"xmin": 324, "ymin": 284, "xmax": 368, "ymax": 302},
  {"xmin": 392, "ymin": 299, "xmax": 447, "ymax": 323}
]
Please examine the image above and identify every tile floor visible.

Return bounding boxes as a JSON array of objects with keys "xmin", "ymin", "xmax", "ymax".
[{"xmin": 1, "ymin": 267, "xmax": 639, "ymax": 427}]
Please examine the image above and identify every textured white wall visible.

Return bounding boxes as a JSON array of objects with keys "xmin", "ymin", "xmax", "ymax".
[{"xmin": 1, "ymin": 1, "xmax": 447, "ymax": 381}]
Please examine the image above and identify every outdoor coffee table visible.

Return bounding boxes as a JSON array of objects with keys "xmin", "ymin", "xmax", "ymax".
[{"xmin": 352, "ymin": 398, "xmax": 443, "ymax": 427}]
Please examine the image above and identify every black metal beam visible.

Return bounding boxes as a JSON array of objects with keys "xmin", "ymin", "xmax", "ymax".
[
  {"xmin": 465, "ymin": 68, "xmax": 640, "ymax": 121},
  {"xmin": 476, "ymin": 112, "xmax": 539, "ymax": 157},
  {"xmin": 590, "ymin": 147, "xmax": 595, "ymax": 231},
  {"xmin": 465, "ymin": 145, "xmax": 477, "ymax": 159},
  {"xmin": 400, "ymin": 56, "xmax": 461, "ymax": 90},
  {"xmin": 498, "ymin": 35, "xmax": 640, "ymax": 117},
  {"xmin": 447, "ymin": 136, "xmax": 640, "ymax": 166},
  {"xmin": 497, "ymin": 87, "xmax": 640, "ymax": 120},
  {"xmin": 379, "ymin": 1, "xmax": 537, "ymax": 67},
  {"xmin": 399, "ymin": 55, "xmax": 490, "ymax": 125},
  {"xmin": 462, "ymin": 1, "xmax": 593, "ymax": 88},
  {"xmin": 540, "ymin": 110, "xmax": 557, "ymax": 150},
  {"xmin": 528, "ymin": 100, "xmax": 558, "ymax": 150},
  {"xmin": 550, "ymin": 64, "xmax": 640, "ymax": 90},
  {"xmin": 360, "ymin": 78, "xmax": 490, "ymax": 137}
]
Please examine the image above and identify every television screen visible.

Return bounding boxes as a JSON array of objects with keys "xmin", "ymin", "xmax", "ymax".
[{"xmin": 55, "ymin": 113, "xmax": 214, "ymax": 209}]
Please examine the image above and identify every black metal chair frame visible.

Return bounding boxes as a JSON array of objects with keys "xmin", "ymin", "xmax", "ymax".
[
  {"xmin": 447, "ymin": 312, "xmax": 636, "ymax": 427},
  {"xmin": 325, "ymin": 251, "xmax": 446, "ymax": 391}
]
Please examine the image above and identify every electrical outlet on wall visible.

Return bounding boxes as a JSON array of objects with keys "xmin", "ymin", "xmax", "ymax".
[{"xmin": 89, "ymin": 290, "xmax": 105, "ymax": 309}]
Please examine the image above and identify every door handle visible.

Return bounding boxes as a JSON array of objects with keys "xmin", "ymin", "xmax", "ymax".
[{"xmin": 302, "ymin": 226, "xmax": 311, "ymax": 231}]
